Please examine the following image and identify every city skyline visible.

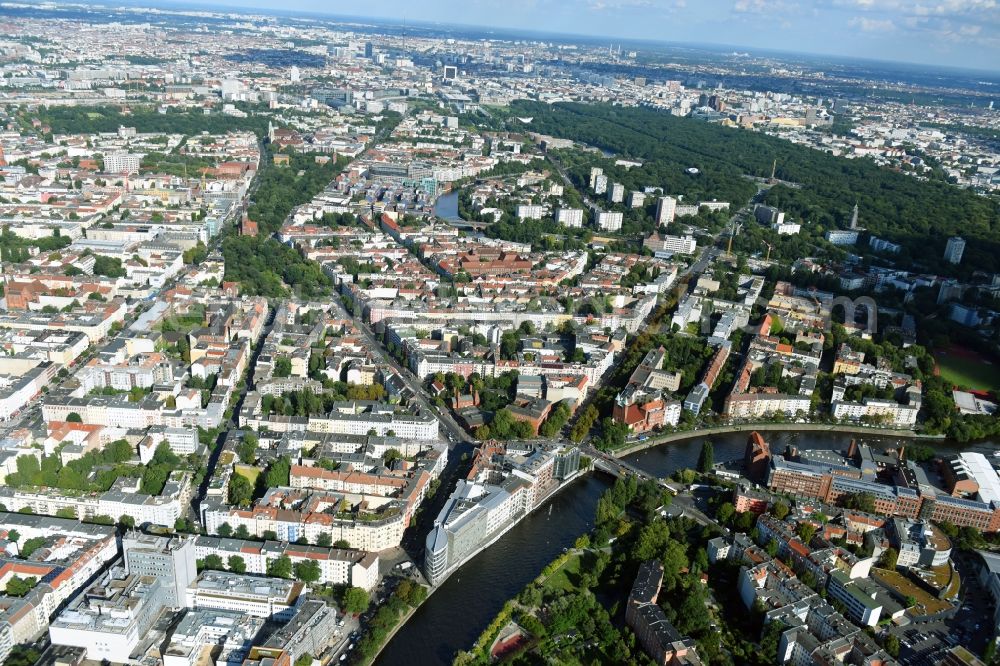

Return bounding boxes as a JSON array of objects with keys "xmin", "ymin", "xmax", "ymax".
[
  {"xmin": 158, "ymin": 0, "xmax": 1000, "ymax": 72},
  {"xmin": 0, "ymin": 2, "xmax": 997, "ymax": 664}
]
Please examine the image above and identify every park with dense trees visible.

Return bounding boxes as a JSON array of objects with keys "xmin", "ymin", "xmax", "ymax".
[
  {"xmin": 502, "ymin": 101, "xmax": 1000, "ymax": 277},
  {"xmin": 456, "ymin": 474, "xmax": 779, "ymax": 665}
]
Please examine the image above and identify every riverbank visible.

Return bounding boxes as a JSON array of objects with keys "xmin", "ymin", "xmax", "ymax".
[
  {"xmin": 611, "ymin": 422, "xmax": 941, "ymax": 457},
  {"xmin": 366, "ymin": 470, "xmax": 586, "ymax": 665},
  {"xmin": 360, "ymin": 601, "xmax": 422, "ymax": 666},
  {"xmin": 374, "ymin": 474, "xmax": 609, "ymax": 666},
  {"xmin": 427, "ymin": 469, "xmax": 586, "ymax": 589}
]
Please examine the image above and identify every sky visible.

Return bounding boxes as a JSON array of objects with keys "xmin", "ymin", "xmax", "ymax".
[{"xmin": 196, "ymin": 0, "xmax": 1000, "ymax": 72}]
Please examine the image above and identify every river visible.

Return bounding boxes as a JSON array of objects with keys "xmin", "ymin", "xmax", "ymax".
[
  {"xmin": 433, "ymin": 190, "xmax": 461, "ymax": 222},
  {"xmin": 375, "ymin": 474, "xmax": 609, "ymax": 666},
  {"xmin": 375, "ymin": 430, "xmax": 991, "ymax": 665}
]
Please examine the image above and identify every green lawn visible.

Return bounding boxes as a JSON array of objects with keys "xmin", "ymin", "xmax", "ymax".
[
  {"xmin": 936, "ymin": 351, "xmax": 1000, "ymax": 393},
  {"xmin": 235, "ymin": 465, "xmax": 260, "ymax": 486},
  {"xmin": 542, "ymin": 552, "xmax": 593, "ymax": 592}
]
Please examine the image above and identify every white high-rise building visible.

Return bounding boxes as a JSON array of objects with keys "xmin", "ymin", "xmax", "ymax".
[
  {"xmin": 594, "ymin": 174, "xmax": 608, "ymax": 195},
  {"xmin": 104, "ymin": 152, "xmax": 142, "ymax": 175},
  {"xmin": 588, "ymin": 167, "xmax": 603, "ymax": 189},
  {"xmin": 595, "ymin": 210, "xmax": 623, "ymax": 232},
  {"xmin": 608, "ymin": 182, "xmax": 624, "ymax": 204},
  {"xmin": 655, "ymin": 196, "xmax": 677, "ymax": 226},
  {"xmin": 122, "ymin": 532, "xmax": 198, "ymax": 608},
  {"xmin": 516, "ymin": 204, "xmax": 544, "ymax": 220},
  {"xmin": 643, "ymin": 232, "xmax": 696, "ymax": 255},
  {"xmin": 944, "ymin": 236, "xmax": 966, "ymax": 264},
  {"xmin": 554, "ymin": 208, "xmax": 584, "ymax": 228}
]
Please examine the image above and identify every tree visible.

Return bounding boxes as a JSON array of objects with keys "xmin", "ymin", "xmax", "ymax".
[
  {"xmin": 237, "ymin": 434, "xmax": 257, "ymax": 465},
  {"xmin": 20, "ymin": 537, "xmax": 46, "ymax": 558},
  {"xmin": 140, "ymin": 464, "xmax": 169, "ymax": 496},
  {"xmin": 228, "ymin": 555, "xmax": 247, "ymax": 574},
  {"xmin": 382, "ymin": 448, "xmax": 403, "ymax": 466},
  {"xmin": 295, "ymin": 655, "xmax": 314, "ymax": 666},
  {"xmin": 840, "ymin": 492, "xmax": 876, "ymax": 513},
  {"xmin": 879, "ymin": 547, "xmax": 899, "ymax": 570},
  {"xmin": 264, "ymin": 456, "xmax": 291, "ymax": 489},
  {"xmin": 235, "ymin": 525, "xmax": 251, "ymax": 539},
  {"xmin": 5, "ymin": 575, "xmax": 36, "ymax": 597},
  {"xmin": 697, "ymin": 441, "xmax": 714, "ymax": 473},
  {"xmin": 274, "ymin": 357, "xmax": 292, "ymax": 378},
  {"xmin": 771, "ymin": 502, "xmax": 790, "ymax": 520},
  {"xmin": 217, "ymin": 522, "xmax": 233, "ymax": 537},
  {"xmin": 316, "ymin": 533, "xmax": 333, "ymax": 547},
  {"xmin": 661, "ymin": 540, "xmax": 690, "ymax": 589},
  {"xmin": 884, "ymin": 634, "xmax": 900, "ymax": 658},
  {"xmin": 343, "ymin": 586, "xmax": 369, "ymax": 614},
  {"xmin": 333, "ymin": 539, "xmax": 351, "ymax": 549},
  {"xmin": 293, "ymin": 559, "xmax": 321, "ymax": 583},
  {"xmin": 716, "ymin": 502, "xmax": 736, "ymax": 525},
  {"xmin": 797, "ymin": 522, "xmax": 817, "ymax": 544},
  {"xmin": 93, "ymin": 255, "xmax": 126, "ymax": 278},
  {"xmin": 66, "ymin": 412, "xmax": 82, "ymax": 423},
  {"xmin": 119, "ymin": 514, "xmax": 135, "ymax": 529},
  {"xmin": 55, "ymin": 507, "xmax": 77, "ymax": 519},
  {"xmin": 268, "ymin": 555, "xmax": 293, "ymax": 579},
  {"xmin": 202, "ymin": 554, "xmax": 225, "ymax": 571},
  {"xmin": 228, "ymin": 474, "xmax": 254, "ymax": 507},
  {"xmin": 7, "ymin": 529, "xmax": 19, "ymax": 543},
  {"xmin": 396, "ymin": 579, "xmax": 427, "ymax": 607}
]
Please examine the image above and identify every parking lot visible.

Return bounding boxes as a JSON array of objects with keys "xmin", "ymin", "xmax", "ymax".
[
  {"xmin": 895, "ymin": 622, "xmax": 951, "ymax": 665},
  {"xmin": 889, "ymin": 552, "xmax": 995, "ymax": 665},
  {"xmin": 326, "ymin": 613, "xmax": 361, "ymax": 663}
]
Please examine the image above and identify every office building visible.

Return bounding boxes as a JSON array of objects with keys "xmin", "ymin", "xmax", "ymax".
[
  {"xmin": 260, "ymin": 600, "xmax": 339, "ymax": 665},
  {"xmin": 163, "ymin": 609, "xmax": 263, "ymax": 666},
  {"xmin": 49, "ymin": 569, "xmax": 167, "ymax": 661},
  {"xmin": 827, "ymin": 570, "xmax": 882, "ymax": 627},
  {"xmin": 122, "ymin": 532, "xmax": 198, "ymax": 608},
  {"xmin": 186, "ymin": 571, "xmax": 303, "ymax": 620}
]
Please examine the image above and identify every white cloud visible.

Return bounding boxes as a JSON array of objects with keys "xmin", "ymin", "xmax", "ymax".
[
  {"xmin": 586, "ymin": 0, "xmax": 681, "ymax": 10},
  {"xmin": 849, "ymin": 15, "xmax": 896, "ymax": 31}
]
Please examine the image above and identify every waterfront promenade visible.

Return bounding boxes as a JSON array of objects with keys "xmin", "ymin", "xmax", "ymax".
[{"xmin": 610, "ymin": 422, "xmax": 935, "ymax": 457}]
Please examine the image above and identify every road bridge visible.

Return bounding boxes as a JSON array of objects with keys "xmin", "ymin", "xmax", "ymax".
[{"xmin": 589, "ymin": 450, "xmax": 679, "ymax": 494}]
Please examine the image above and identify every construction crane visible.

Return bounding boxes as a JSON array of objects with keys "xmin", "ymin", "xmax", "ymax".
[
  {"xmin": 762, "ymin": 239, "xmax": 773, "ymax": 262},
  {"xmin": 726, "ymin": 216, "xmax": 741, "ymax": 257}
]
